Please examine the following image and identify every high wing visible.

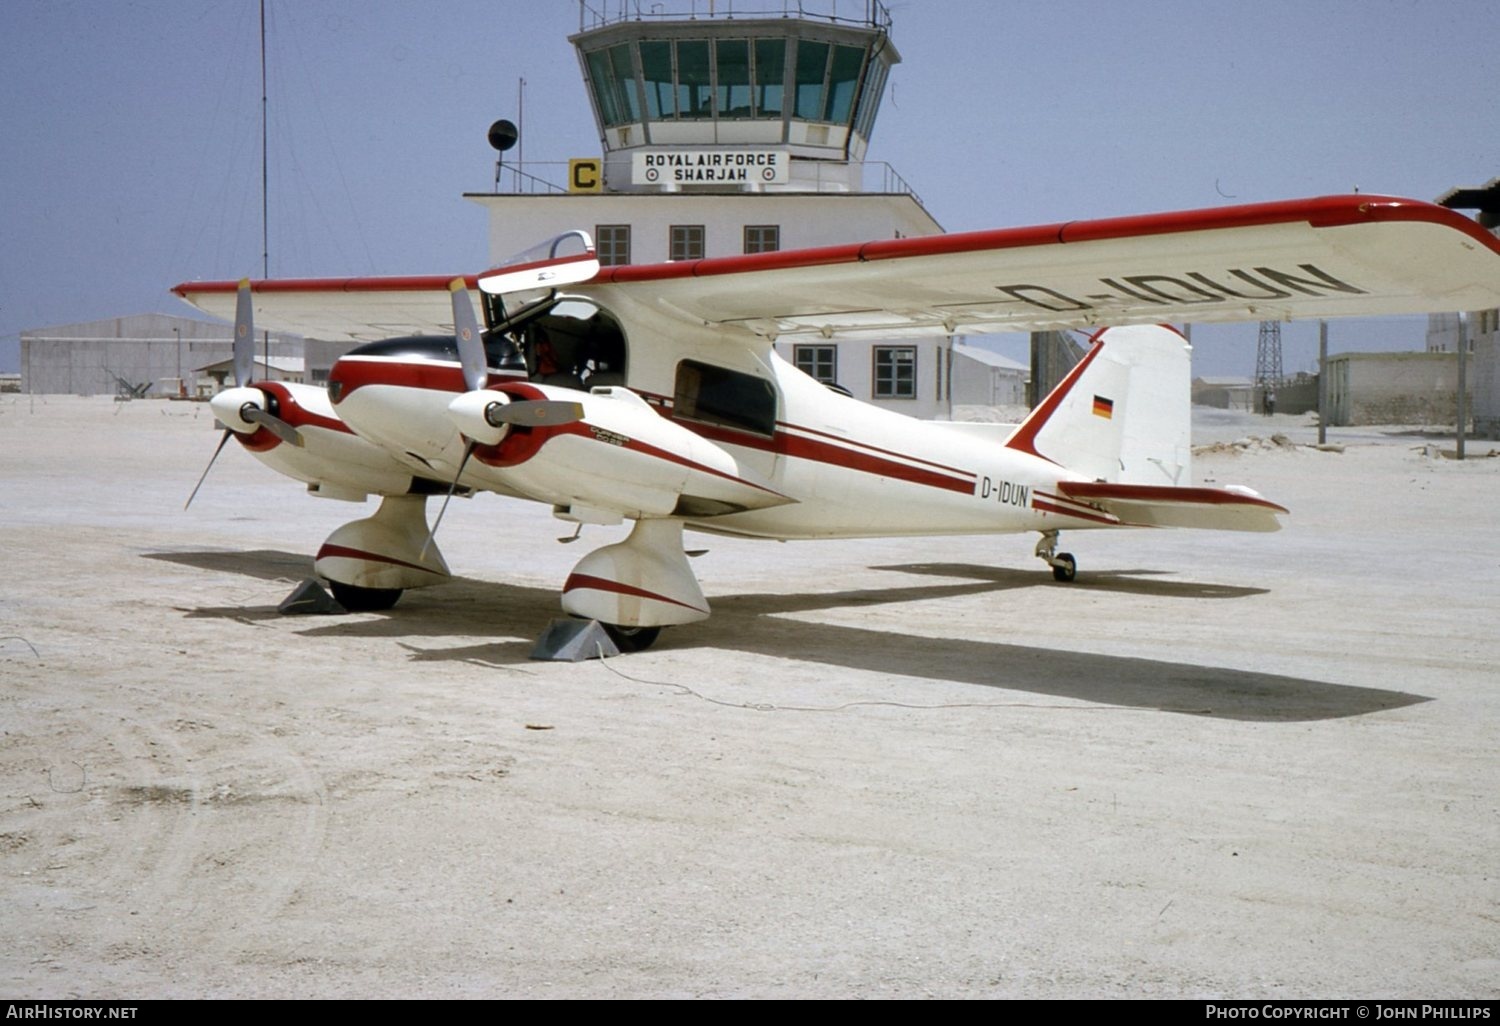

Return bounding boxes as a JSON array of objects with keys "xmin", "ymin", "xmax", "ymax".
[
  {"xmin": 173, "ymin": 195, "xmax": 1500, "ymax": 341},
  {"xmin": 172, "ymin": 272, "xmax": 482, "ymax": 342}
]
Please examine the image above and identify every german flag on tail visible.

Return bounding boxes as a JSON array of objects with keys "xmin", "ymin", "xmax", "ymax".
[{"xmin": 1092, "ymin": 395, "xmax": 1114, "ymax": 419}]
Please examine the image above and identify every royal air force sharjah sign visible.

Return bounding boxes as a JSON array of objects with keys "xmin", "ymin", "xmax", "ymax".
[{"xmin": 633, "ymin": 150, "xmax": 790, "ymax": 186}]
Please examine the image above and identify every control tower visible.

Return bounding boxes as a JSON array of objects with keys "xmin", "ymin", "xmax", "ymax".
[
  {"xmin": 573, "ymin": 0, "xmax": 900, "ymax": 194},
  {"xmin": 467, "ymin": 2, "xmax": 964, "ymax": 416}
]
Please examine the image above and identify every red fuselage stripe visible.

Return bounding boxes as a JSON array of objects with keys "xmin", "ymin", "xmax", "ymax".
[{"xmin": 1031, "ymin": 499, "xmax": 1120, "ymax": 526}]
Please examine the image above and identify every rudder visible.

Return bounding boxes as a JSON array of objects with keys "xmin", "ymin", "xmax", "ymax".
[{"xmin": 1005, "ymin": 324, "xmax": 1191, "ymax": 486}]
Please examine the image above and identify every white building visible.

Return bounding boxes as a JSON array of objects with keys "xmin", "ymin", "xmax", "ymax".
[
  {"xmin": 949, "ymin": 343, "xmax": 1028, "ymax": 408},
  {"xmin": 466, "ymin": 0, "xmax": 980, "ymax": 419},
  {"xmin": 1425, "ymin": 178, "xmax": 1500, "ymax": 438}
]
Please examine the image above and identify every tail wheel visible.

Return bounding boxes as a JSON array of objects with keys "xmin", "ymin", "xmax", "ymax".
[
  {"xmin": 602, "ymin": 623, "xmax": 662, "ymax": 653},
  {"xmin": 1051, "ymin": 553, "xmax": 1077, "ymax": 583},
  {"xmin": 330, "ymin": 581, "xmax": 404, "ymax": 612}
]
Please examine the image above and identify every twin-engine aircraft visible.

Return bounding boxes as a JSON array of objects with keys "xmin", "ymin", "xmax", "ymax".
[{"xmin": 175, "ymin": 195, "xmax": 1500, "ymax": 651}]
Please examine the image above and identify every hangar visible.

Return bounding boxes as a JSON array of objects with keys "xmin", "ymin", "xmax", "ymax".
[{"xmin": 19, "ymin": 313, "xmax": 302, "ymax": 398}]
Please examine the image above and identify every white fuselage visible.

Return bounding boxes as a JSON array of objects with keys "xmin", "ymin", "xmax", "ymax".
[{"xmin": 318, "ymin": 345, "xmax": 1096, "ymax": 542}]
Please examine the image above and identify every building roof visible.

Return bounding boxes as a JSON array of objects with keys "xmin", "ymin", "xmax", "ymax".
[
  {"xmin": 193, "ymin": 356, "xmax": 305, "ymax": 374},
  {"xmin": 951, "ymin": 343, "xmax": 1026, "ymax": 373}
]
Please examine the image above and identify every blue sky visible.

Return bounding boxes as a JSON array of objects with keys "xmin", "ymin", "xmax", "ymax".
[{"xmin": 2, "ymin": 0, "xmax": 1495, "ymax": 377}]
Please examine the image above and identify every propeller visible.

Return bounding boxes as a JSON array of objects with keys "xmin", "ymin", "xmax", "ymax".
[
  {"xmin": 184, "ymin": 279, "xmax": 304, "ymax": 509},
  {"xmin": 420, "ymin": 282, "xmax": 585, "ymax": 555},
  {"xmin": 451, "ymin": 277, "xmax": 487, "ymax": 393}
]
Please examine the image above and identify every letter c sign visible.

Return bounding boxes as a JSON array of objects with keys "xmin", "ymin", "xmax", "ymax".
[{"xmin": 569, "ymin": 158, "xmax": 603, "ymax": 193}]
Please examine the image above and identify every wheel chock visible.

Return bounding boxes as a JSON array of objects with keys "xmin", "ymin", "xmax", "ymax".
[
  {"xmin": 277, "ymin": 578, "xmax": 346, "ymax": 615},
  {"xmin": 530, "ymin": 618, "xmax": 621, "ymax": 661}
]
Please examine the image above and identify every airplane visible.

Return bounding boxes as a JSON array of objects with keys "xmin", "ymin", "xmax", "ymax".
[{"xmin": 174, "ymin": 194, "xmax": 1500, "ymax": 652}]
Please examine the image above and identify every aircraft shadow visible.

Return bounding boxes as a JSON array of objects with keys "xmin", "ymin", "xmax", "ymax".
[
  {"xmin": 874, "ymin": 562, "xmax": 1271, "ymax": 600},
  {"xmin": 145, "ymin": 548, "xmax": 319, "ymax": 583},
  {"xmin": 148, "ymin": 549, "xmax": 1428, "ymax": 723}
]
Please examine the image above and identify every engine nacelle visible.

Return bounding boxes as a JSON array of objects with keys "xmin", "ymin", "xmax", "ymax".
[
  {"xmin": 211, "ymin": 381, "xmax": 419, "ymax": 499},
  {"xmin": 448, "ymin": 383, "xmax": 792, "ymax": 520}
]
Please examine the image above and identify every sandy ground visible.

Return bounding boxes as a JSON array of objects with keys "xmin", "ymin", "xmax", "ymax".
[{"xmin": 1, "ymin": 395, "xmax": 1497, "ymax": 999}]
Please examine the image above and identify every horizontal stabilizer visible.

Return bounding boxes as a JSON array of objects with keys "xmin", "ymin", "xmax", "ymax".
[{"xmin": 1056, "ymin": 481, "xmax": 1288, "ymax": 532}]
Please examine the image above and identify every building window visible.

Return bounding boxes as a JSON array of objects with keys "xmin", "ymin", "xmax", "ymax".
[
  {"xmin": 873, "ymin": 346, "xmax": 917, "ymax": 399},
  {"xmin": 596, "ymin": 224, "xmax": 630, "ymax": 267},
  {"xmin": 670, "ymin": 225, "xmax": 705, "ymax": 262},
  {"xmin": 793, "ymin": 344, "xmax": 836, "ymax": 385},
  {"xmin": 744, "ymin": 225, "xmax": 780, "ymax": 254}
]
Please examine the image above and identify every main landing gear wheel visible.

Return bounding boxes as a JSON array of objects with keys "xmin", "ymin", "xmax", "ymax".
[
  {"xmin": 329, "ymin": 581, "xmax": 404, "ymax": 612},
  {"xmin": 602, "ymin": 623, "xmax": 662, "ymax": 653},
  {"xmin": 1035, "ymin": 530, "xmax": 1078, "ymax": 583}
]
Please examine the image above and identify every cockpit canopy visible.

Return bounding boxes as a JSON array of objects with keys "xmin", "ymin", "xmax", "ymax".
[{"xmin": 341, "ymin": 295, "xmax": 628, "ymax": 389}]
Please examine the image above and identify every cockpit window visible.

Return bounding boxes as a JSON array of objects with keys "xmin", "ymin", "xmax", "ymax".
[
  {"xmin": 343, "ymin": 296, "xmax": 628, "ymax": 391},
  {"xmin": 512, "ymin": 298, "xmax": 627, "ymax": 390}
]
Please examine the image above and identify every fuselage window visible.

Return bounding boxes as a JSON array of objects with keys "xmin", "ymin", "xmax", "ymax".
[{"xmin": 673, "ymin": 359, "xmax": 778, "ymax": 437}]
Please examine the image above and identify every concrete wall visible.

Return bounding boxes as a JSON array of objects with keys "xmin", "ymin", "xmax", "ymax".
[
  {"xmin": 1472, "ymin": 325, "xmax": 1500, "ymax": 438},
  {"xmin": 1326, "ymin": 351, "xmax": 1468, "ymax": 426},
  {"xmin": 1432, "ymin": 310, "xmax": 1500, "ymax": 439}
]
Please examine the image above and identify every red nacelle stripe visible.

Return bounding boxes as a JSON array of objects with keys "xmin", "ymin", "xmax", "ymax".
[
  {"xmin": 563, "ymin": 572, "xmax": 708, "ymax": 614},
  {"xmin": 315, "ymin": 543, "xmax": 444, "ymax": 576}
]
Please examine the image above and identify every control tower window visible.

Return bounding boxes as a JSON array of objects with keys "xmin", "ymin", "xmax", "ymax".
[
  {"xmin": 640, "ymin": 40, "xmax": 674, "ymax": 119},
  {"xmin": 716, "ymin": 39, "xmax": 751, "ymax": 117},
  {"xmin": 587, "ymin": 44, "xmax": 640, "ymax": 128},
  {"xmin": 676, "ymin": 40, "xmax": 713, "ymax": 119},
  {"xmin": 753, "ymin": 39, "xmax": 786, "ymax": 117},
  {"xmin": 824, "ymin": 45, "xmax": 866, "ymax": 124},
  {"xmin": 794, "ymin": 41, "xmax": 831, "ymax": 120},
  {"xmin": 854, "ymin": 57, "xmax": 888, "ymax": 139}
]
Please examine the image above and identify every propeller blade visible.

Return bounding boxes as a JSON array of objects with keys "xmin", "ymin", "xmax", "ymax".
[
  {"xmin": 449, "ymin": 277, "xmax": 488, "ymax": 393},
  {"xmin": 184, "ymin": 428, "xmax": 234, "ymax": 510},
  {"xmin": 241, "ymin": 406, "xmax": 305, "ymax": 447},
  {"xmin": 421, "ymin": 438, "xmax": 477, "ymax": 559},
  {"xmin": 486, "ymin": 399, "xmax": 584, "ymax": 428},
  {"xmin": 233, "ymin": 278, "xmax": 254, "ymax": 387}
]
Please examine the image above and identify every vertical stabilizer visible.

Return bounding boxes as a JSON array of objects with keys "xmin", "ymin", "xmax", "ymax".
[{"xmin": 1005, "ymin": 325, "xmax": 1191, "ymax": 485}]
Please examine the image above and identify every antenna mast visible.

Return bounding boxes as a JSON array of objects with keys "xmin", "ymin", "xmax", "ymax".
[
  {"xmin": 260, "ymin": 0, "xmax": 270, "ymax": 373},
  {"xmin": 260, "ymin": 0, "xmax": 269, "ymax": 280},
  {"xmin": 1255, "ymin": 320, "xmax": 1284, "ymax": 415}
]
